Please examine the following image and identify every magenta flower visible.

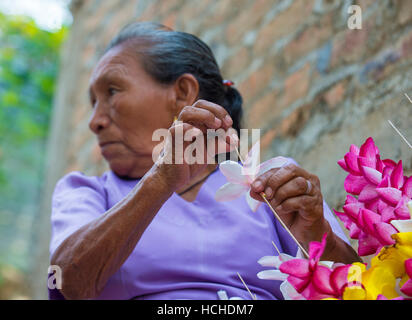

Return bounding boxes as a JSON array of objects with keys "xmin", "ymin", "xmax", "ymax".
[
  {"xmin": 277, "ymin": 234, "xmax": 352, "ymax": 300},
  {"xmin": 400, "ymin": 258, "xmax": 412, "ymax": 297},
  {"xmin": 335, "ymin": 137, "xmax": 412, "ymax": 256}
]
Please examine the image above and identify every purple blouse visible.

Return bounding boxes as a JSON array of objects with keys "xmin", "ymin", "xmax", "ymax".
[{"xmin": 48, "ymin": 159, "xmax": 348, "ymax": 300}]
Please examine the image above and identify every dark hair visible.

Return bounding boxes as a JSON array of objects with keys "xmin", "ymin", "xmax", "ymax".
[{"xmin": 105, "ymin": 22, "xmax": 243, "ymax": 135}]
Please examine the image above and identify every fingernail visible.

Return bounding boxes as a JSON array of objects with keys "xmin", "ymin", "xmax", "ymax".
[
  {"xmin": 214, "ymin": 117, "xmax": 222, "ymax": 127},
  {"xmin": 253, "ymin": 181, "xmax": 262, "ymax": 190},
  {"xmin": 224, "ymin": 115, "xmax": 233, "ymax": 126},
  {"xmin": 230, "ymin": 133, "xmax": 239, "ymax": 145}
]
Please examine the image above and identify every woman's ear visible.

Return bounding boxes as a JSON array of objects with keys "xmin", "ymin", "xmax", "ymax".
[{"xmin": 173, "ymin": 73, "xmax": 199, "ymax": 114}]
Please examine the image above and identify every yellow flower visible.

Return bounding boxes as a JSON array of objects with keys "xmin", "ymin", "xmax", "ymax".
[
  {"xmin": 361, "ymin": 265, "xmax": 398, "ymax": 300},
  {"xmin": 343, "ymin": 286, "xmax": 366, "ymax": 300},
  {"xmin": 342, "ymin": 263, "xmax": 367, "ymax": 300},
  {"xmin": 341, "ymin": 233, "xmax": 412, "ymax": 300}
]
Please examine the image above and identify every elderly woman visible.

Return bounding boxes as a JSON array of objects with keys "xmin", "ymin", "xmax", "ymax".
[{"xmin": 49, "ymin": 22, "xmax": 361, "ymax": 300}]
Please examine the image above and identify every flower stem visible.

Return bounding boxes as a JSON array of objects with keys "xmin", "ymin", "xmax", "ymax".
[
  {"xmin": 235, "ymin": 146, "xmax": 310, "ymax": 259},
  {"xmin": 237, "ymin": 272, "xmax": 257, "ymax": 300}
]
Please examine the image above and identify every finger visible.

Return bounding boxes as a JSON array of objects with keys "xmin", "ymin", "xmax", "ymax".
[
  {"xmin": 267, "ymin": 177, "xmax": 310, "ymax": 206},
  {"xmin": 251, "ymin": 164, "xmax": 314, "ymax": 195},
  {"xmin": 274, "ymin": 195, "xmax": 318, "ymax": 219},
  {"xmin": 179, "ymin": 105, "xmax": 222, "ymax": 130},
  {"xmin": 192, "ymin": 99, "xmax": 233, "ymax": 129},
  {"xmin": 249, "ymin": 188, "xmax": 266, "ymax": 202}
]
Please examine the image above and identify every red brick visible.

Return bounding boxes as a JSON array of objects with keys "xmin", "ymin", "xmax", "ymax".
[
  {"xmin": 246, "ymin": 89, "xmax": 280, "ymax": 129},
  {"xmin": 253, "ymin": 0, "xmax": 315, "ymax": 55},
  {"xmin": 139, "ymin": 2, "xmax": 159, "ymax": 21},
  {"xmin": 237, "ymin": 63, "xmax": 275, "ymax": 103},
  {"xmin": 396, "ymin": 0, "xmax": 412, "ymax": 25},
  {"xmin": 400, "ymin": 29, "xmax": 412, "ymax": 58},
  {"xmin": 222, "ymin": 47, "xmax": 251, "ymax": 79},
  {"xmin": 279, "ymin": 103, "xmax": 313, "ymax": 137},
  {"xmin": 260, "ymin": 128, "xmax": 278, "ymax": 151},
  {"xmin": 281, "ymin": 63, "xmax": 311, "ymax": 108},
  {"xmin": 224, "ymin": 0, "xmax": 274, "ymax": 46},
  {"xmin": 323, "ymin": 81, "xmax": 346, "ymax": 109},
  {"xmin": 283, "ymin": 13, "xmax": 333, "ymax": 65},
  {"xmin": 330, "ymin": 12, "xmax": 383, "ymax": 68},
  {"xmin": 199, "ymin": 0, "xmax": 237, "ymax": 29},
  {"xmin": 178, "ymin": 0, "xmax": 216, "ymax": 23},
  {"xmin": 162, "ymin": 11, "xmax": 178, "ymax": 29}
]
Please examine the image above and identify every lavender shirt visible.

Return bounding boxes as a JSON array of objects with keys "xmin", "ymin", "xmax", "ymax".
[{"xmin": 48, "ymin": 159, "xmax": 348, "ymax": 300}]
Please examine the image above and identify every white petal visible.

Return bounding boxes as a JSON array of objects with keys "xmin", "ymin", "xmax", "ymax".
[
  {"xmin": 391, "ymin": 219, "xmax": 412, "ymax": 233},
  {"xmin": 217, "ymin": 290, "xmax": 229, "ymax": 300},
  {"xmin": 280, "ymin": 281, "xmax": 306, "ymax": 300},
  {"xmin": 219, "ymin": 161, "xmax": 249, "ymax": 185},
  {"xmin": 278, "ymin": 253, "xmax": 297, "ymax": 263},
  {"xmin": 246, "ymin": 190, "xmax": 261, "ymax": 212},
  {"xmin": 258, "ymin": 156, "xmax": 290, "ymax": 175},
  {"xmin": 319, "ymin": 261, "xmax": 334, "ymax": 268},
  {"xmin": 215, "ymin": 183, "xmax": 248, "ymax": 202},
  {"xmin": 258, "ymin": 254, "xmax": 295, "ymax": 268},
  {"xmin": 258, "ymin": 256, "xmax": 280, "ymax": 268},
  {"xmin": 243, "ymin": 141, "xmax": 261, "ymax": 179},
  {"xmin": 257, "ymin": 270, "xmax": 288, "ymax": 281},
  {"xmin": 296, "ymin": 248, "xmax": 306, "ymax": 259}
]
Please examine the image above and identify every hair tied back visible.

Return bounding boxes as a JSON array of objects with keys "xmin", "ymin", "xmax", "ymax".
[{"xmin": 223, "ymin": 80, "xmax": 235, "ymax": 87}]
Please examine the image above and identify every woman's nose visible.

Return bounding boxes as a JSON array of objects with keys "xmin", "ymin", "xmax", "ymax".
[{"xmin": 88, "ymin": 105, "xmax": 110, "ymax": 134}]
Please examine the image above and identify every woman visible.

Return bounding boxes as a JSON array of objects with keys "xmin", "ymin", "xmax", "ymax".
[{"xmin": 49, "ymin": 22, "xmax": 361, "ymax": 300}]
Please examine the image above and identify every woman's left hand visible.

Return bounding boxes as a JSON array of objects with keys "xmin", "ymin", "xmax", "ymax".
[{"xmin": 249, "ymin": 163, "xmax": 331, "ymax": 247}]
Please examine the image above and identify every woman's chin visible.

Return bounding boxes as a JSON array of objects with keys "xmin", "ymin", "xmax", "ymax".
[{"xmin": 108, "ymin": 158, "xmax": 152, "ymax": 179}]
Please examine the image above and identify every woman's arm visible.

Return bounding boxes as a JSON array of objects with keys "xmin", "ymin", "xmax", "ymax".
[
  {"xmin": 51, "ymin": 99, "xmax": 236, "ymax": 300},
  {"xmin": 50, "ymin": 166, "xmax": 174, "ymax": 300}
]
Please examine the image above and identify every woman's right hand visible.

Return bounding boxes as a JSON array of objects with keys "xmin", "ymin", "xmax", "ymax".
[{"xmin": 153, "ymin": 99, "xmax": 238, "ymax": 192}]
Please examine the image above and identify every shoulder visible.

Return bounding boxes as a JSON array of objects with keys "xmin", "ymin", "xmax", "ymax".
[{"xmin": 53, "ymin": 171, "xmax": 110, "ymax": 201}]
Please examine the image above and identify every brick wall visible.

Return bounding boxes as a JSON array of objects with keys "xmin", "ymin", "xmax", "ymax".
[{"xmin": 32, "ymin": 0, "xmax": 412, "ymax": 298}]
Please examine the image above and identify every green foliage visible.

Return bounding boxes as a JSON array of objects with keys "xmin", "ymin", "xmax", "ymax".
[
  {"xmin": 0, "ymin": 13, "xmax": 67, "ymax": 145},
  {"xmin": 0, "ymin": 12, "xmax": 68, "ymax": 271}
]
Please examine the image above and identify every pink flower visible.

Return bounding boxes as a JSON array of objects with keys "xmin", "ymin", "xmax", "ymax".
[
  {"xmin": 400, "ymin": 258, "xmax": 412, "ymax": 297},
  {"xmin": 214, "ymin": 141, "xmax": 289, "ymax": 212},
  {"xmin": 277, "ymin": 234, "xmax": 351, "ymax": 300},
  {"xmin": 335, "ymin": 137, "xmax": 412, "ymax": 256}
]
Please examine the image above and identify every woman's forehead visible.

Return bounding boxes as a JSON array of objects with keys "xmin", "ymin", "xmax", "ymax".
[{"xmin": 90, "ymin": 46, "xmax": 139, "ymax": 86}]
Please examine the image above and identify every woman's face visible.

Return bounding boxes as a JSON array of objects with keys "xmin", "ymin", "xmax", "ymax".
[{"xmin": 88, "ymin": 44, "xmax": 175, "ymax": 178}]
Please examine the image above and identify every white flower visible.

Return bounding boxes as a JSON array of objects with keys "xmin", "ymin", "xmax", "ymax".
[
  {"xmin": 391, "ymin": 200, "xmax": 412, "ymax": 232},
  {"xmin": 215, "ymin": 141, "xmax": 289, "ymax": 212},
  {"xmin": 256, "ymin": 249, "xmax": 334, "ymax": 300},
  {"xmin": 257, "ymin": 252, "xmax": 306, "ymax": 300},
  {"xmin": 217, "ymin": 290, "xmax": 244, "ymax": 300}
]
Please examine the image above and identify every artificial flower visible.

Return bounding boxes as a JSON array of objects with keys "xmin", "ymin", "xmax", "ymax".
[
  {"xmin": 335, "ymin": 137, "xmax": 412, "ymax": 256},
  {"xmin": 215, "ymin": 141, "xmax": 289, "ymax": 211},
  {"xmin": 257, "ymin": 234, "xmax": 349, "ymax": 300},
  {"xmin": 400, "ymin": 258, "xmax": 412, "ymax": 297},
  {"xmin": 217, "ymin": 290, "xmax": 244, "ymax": 300}
]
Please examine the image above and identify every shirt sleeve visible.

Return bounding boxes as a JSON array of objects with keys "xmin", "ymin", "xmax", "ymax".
[{"xmin": 49, "ymin": 171, "xmax": 108, "ymax": 256}]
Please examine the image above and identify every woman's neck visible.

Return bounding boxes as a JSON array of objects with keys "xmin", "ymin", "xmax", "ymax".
[{"xmin": 176, "ymin": 163, "xmax": 218, "ymax": 202}]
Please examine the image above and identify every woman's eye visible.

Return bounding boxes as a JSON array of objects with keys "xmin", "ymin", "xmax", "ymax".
[{"xmin": 108, "ymin": 88, "xmax": 118, "ymax": 96}]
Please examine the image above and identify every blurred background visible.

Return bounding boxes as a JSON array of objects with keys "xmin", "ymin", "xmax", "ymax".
[{"xmin": 0, "ymin": 0, "xmax": 411, "ymax": 299}]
